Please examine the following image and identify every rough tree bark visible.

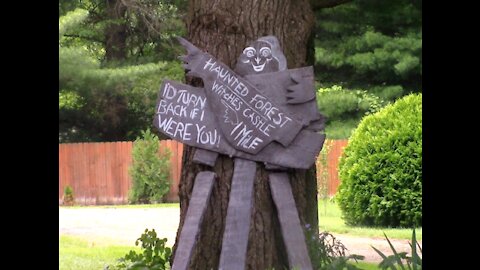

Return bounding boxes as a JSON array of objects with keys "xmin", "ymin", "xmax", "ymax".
[
  {"xmin": 105, "ymin": 0, "xmax": 127, "ymax": 61},
  {"xmin": 172, "ymin": 1, "xmax": 318, "ymax": 269}
]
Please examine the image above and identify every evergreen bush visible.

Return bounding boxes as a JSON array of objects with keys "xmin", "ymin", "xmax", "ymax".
[
  {"xmin": 337, "ymin": 94, "xmax": 422, "ymax": 227},
  {"xmin": 63, "ymin": 185, "xmax": 75, "ymax": 206},
  {"xmin": 129, "ymin": 129, "xmax": 171, "ymax": 204}
]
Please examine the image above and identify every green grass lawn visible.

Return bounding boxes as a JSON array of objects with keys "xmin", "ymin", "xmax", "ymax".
[
  {"xmin": 354, "ymin": 261, "xmax": 383, "ymax": 269},
  {"xmin": 60, "ymin": 235, "xmax": 140, "ymax": 270},
  {"xmin": 318, "ymin": 199, "xmax": 422, "ymax": 240},
  {"xmin": 60, "ymin": 235, "xmax": 381, "ymax": 270}
]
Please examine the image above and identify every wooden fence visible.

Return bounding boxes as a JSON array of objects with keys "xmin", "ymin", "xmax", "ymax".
[
  {"xmin": 59, "ymin": 140, "xmax": 348, "ymax": 205},
  {"xmin": 59, "ymin": 140, "xmax": 183, "ymax": 205},
  {"xmin": 316, "ymin": 139, "xmax": 349, "ymax": 196}
]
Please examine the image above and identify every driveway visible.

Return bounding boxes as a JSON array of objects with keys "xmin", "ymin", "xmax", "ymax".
[{"xmin": 59, "ymin": 207, "xmax": 180, "ymax": 247}]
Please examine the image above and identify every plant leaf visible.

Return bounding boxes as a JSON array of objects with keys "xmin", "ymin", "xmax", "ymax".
[
  {"xmin": 384, "ymin": 232, "xmax": 405, "ymax": 270},
  {"xmin": 378, "ymin": 256, "xmax": 398, "ymax": 270},
  {"xmin": 348, "ymin": 254, "xmax": 365, "ymax": 261},
  {"xmin": 371, "ymin": 245, "xmax": 388, "ymax": 260}
]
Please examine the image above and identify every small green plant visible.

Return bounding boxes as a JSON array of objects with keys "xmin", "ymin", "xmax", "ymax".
[
  {"xmin": 371, "ymin": 229, "xmax": 422, "ymax": 270},
  {"xmin": 106, "ymin": 229, "xmax": 171, "ymax": 270},
  {"xmin": 129, "ymin": 129, "xmax": 171, "ymax": 204},
  {"xmin": 305, "ymin": 225, "xmax": 365, "ymax": 270},
  {"xmin": 63, "ymin": 185, "xmax": 75, "ymax": 206}
]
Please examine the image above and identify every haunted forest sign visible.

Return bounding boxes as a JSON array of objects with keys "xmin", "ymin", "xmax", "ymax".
[{"xmin": 154, "ymin": 38, "xmax": 325, "ymax": 169}]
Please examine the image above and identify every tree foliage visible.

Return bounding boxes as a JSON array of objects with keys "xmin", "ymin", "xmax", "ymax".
[
  {"xmin": 314, "ymin": 0, "xmax": 421, "ymax": 138},
  {"xmin": 59, "ymin": 2, "xmax": 186, "ymax": 142},
  {"xmin": 316, "ymin": 85, "xmax": 384, "ymax": 139},
  {"xmin": 59, "ymin": 0, "xmax": 421, "ymax": 142}
]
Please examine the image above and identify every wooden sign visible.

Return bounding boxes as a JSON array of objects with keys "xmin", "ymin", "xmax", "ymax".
[
  {"xmin": 153, "ymin": 80, "xmax": 325, "ymax": 169},
  {"xmin": 244, "ymin": 66, "xmax": 323, "ymax": 130},
  {"xmin": 177, "ymin": 38, "xmax": 307, "ymax": 155}
]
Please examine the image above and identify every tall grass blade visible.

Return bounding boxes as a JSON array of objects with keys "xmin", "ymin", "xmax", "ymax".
[
  {"xmin": 410, "ymin": 229, "xmax": 422, "ymax": 267},
  {"xmin": 384, "ymin": 232, "xmax": 405, "ymax": 270},
  {"xmin": 416, "ymin": 241, "xmax": 422, "ymax": 254},
  {"xmin": 411, "ymin": 229, "xmax": 417, "ymax": 270}
]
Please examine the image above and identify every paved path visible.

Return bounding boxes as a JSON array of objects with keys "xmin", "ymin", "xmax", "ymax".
[{"xmin": 59, "ymin": 207, "xmax": 419, "ymax": 263}]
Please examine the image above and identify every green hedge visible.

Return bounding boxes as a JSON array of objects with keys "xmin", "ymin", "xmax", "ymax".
[{"xmin": 337, "ymin": 93, "xmax": 422, "ymax": 227}]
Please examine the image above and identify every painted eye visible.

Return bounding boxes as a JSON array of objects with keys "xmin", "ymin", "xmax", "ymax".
[
  {"xmin": 243, "ymin": 47, "xmax": 256, "ymax": 58},
  {"xmin": 260, "ymin": 47, "xmax": 271, "ymax": 58}
]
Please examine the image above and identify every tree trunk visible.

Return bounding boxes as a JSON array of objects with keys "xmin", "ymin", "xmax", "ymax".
[
  {"xmin": 173, "ymin": 1, "xmax": 317, "ymax": 269},
  {"xmin": 105, "ymin": 0, "xmax": 127, "ymax": 61}
]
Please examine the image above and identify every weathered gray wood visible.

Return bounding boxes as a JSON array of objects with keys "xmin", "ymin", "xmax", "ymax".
[
  {"xmin": 193, "ymin": 148, "xmax": 218, "ymax": 167},
  {"xmin": 178, "ymin": 37, "xmax": 306, "ymax": 154},
  {"xmin": 269, "ymin": 172, "xmax": 313, "ymax": 270},
  {"xmin": 219, "ymin": 158, "xmax": 256, "ymax": 270},
  {"xmin": 264, "ymin": 163, "xmax": 288, "ymax": 171},
  {"xmin": 171, "ymin": 171, "xmax": 216, "ymax": 270},
  {"xmin": 244, "ymin": 66, "xmax": 323, "ymax": 129},
  {"xmin": 153, "ymin": 80, "xmax": 325, "ymax": 169}
]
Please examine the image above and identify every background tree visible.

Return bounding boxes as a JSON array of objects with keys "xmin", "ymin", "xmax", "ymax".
[
  {"xmin": 59, "ymin": 0, "xmax": 186, "ymax": 142},
  {"xmin": 59, "ymin": 0, "xmax": 422, "ymax": 142},
  {"xmin": 313, "ymin": 0, "xmax": 422, "ymax": 138},
  {"xmin": 172, "ymin": 1, "xmax": 351, "ymax": 269}
]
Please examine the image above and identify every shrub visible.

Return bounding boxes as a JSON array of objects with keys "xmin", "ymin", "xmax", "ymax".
[
  {"xmin": 106, "ymin": 229, "xmax": 171, "ymax": 270},
  {"xmin": 337, "ymin": 94, "xmax": 422, "ymax": 227},
  {"xmin": 129, "ymin": 129, "xmax": 171, "ymax": 204},
  {"xmin": 316, "ymin": 85, "xmax": 385, "ymax": 139},
  {"xmin": 63, "ymin": 185, "xmax": 75, "ymax": 206},
  {"xmin": 305, "ymin": 225, "xmax": 365, "ymax": 270}
]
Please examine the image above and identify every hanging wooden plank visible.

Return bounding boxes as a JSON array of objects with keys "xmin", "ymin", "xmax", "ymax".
[
  {"xmin": 269, "ymin": 172, "xmax": 313, "ymax": 270},
  {"xmin": 193, "ymin": 148, "xmax": 218, "ymax": 167},
  {"xmin": 171, "ymin": 171, "xmax": 216, "ymax": 270},
  {"xmin": 218, "ymin": 158, "xmax": 256, "ymax": 270}
]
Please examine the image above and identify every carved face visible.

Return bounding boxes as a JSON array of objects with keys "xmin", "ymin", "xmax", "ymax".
[{"xmin": 235, "ymin": 40, "xmax": 280, "ymax": 76}]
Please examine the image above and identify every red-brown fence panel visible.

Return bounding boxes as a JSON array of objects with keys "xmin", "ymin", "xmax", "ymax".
[
  {"xmin": 59, "ymin": 141, "xmax": 183, "ymax": 205},
  {"xmin": 60, "ymin": 140, "xmax": 348, "ymax": 205},
  {"xmin": 316, "ymin": 139, "xmax": 349, "ymax": 197}
]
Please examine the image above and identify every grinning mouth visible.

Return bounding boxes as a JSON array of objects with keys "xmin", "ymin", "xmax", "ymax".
[{"xmin": 252, "ymin": 62, "xmax": 266, "ymax": 72}]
